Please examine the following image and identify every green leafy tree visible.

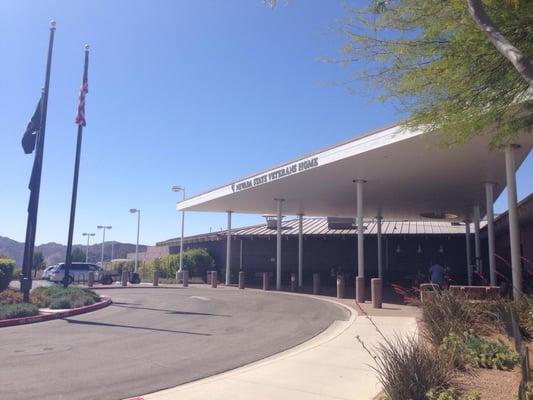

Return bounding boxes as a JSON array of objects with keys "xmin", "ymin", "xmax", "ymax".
[
  {"xmin": 71, "ymin": 247, "xmax": 86, "ymax": 262},
  {"xmin": 32, "ymin": 251, "xmax": 44, "ymax": 278}
]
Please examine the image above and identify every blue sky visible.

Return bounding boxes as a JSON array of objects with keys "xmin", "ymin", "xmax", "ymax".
[{"xmin": 1, "ymin": 1, "xmax": 532, "ymax": 246}]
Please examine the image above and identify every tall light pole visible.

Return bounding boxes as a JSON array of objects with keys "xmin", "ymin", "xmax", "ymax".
[
  {"xmin": 97, "ymin": 225, "xmax": 112, "ymax": 267},
  {"xmin": 129, "ymin": 208, "xmax": 141, "ymax": 273},
  {"xmin": 82, "ymin": 232, "xmax": 95, "ymax": 262},
  {"xmin": 171, "ymin": 186, "xmax": 186, "ymax": 272}
]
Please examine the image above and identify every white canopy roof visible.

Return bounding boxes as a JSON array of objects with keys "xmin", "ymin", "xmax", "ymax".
[{"xmin": 178, "ymin": 122, "xmax": 532, "ymax": 221}]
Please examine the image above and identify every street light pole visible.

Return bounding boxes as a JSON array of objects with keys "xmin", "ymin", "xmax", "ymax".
[
  {"xmin": 171, "ymin": 186, "xmax": 186, "ymax": 272},
  {"xmin": 82, "ymin": 232, "xmax": 95, "ymax": 262},
  {"xmin": 129, "ymin": 209, "xmax": 141, "ymax": 273},
  {"xmin": 97, "ymin": 225, "xmax": 112, "ymax": 267}
]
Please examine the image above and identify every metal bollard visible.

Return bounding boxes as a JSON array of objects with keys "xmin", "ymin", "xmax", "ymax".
[
  {"xmin": 371, "ymin": 278, "xmax": 382, "ymax": 309},
  {"xmin": 88, "ymin": 271, "xmax": 95, "ymax": 287},
  {"xmin": 290, "ymin": 273, "xmax": 297, "ymax": 292},
  {"xmin": 356, "ymin": 276, "xmax": 365, "ymax": 303},
  {"xmin": 262, "ymin": 272, "xmax": 270, "ymax": 291},
  {"xmin": 238, "ymin": 271, "xmax": 245, "ymax": 289},
  {"xmin": 121, "ymin": 271, "xmax": 129, "ymax": 287},
  {"xmin": 211, "ymin": 271, "xmax": 218, "ymax": 288},
  {"xmin": 153, "ymin": 270, "xmax": 160, "ymax": 287},
  {"xmin": 182, "ymin": 270, "xmax": 189, "ymax": 287},
  {"xmin": 313, "ymin": 273, "xmax": 320, "ymax": 295},
  {"xmin": 336, "ymin": 275, "xmax": 345, "ymax": 299}
]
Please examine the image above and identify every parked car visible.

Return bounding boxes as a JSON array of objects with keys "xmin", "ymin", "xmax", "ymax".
[
  {"xmin": 41, "ymin": 265, "xmax": 57, "ymax": 280},
  {"xmin": 48, "ymin": 263, "xmax": 104, "ymax": 284}
]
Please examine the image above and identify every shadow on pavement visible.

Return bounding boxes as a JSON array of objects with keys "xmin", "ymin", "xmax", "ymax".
[
  {"xmin": 110, "ymin": 303, "xmax": 231, "ymax": 317},
  {"xmin": 63, "ymin": 318, "xmax": 212, "ymax": 336}
]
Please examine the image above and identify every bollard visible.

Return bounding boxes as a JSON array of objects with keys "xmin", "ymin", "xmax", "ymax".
[
  {"xmin": 121, "ymin": 270, "xmax": 129, "ymax": 287},
  {"xmin": 356, "ymin": 276, "xmax": 365, "ymax": 303},
  {"xmin": 312, "ymin": 273, "xmax": 320, "ymax": 295},
  {"xmin": 290, "ymin": 273, "xmax": 297, "ymax": 292},
  {"xmin": 182, "ymin": 270, "xmax": 189, "ymax": 287},
  {"xmin": 262, "ymin": 272, "xmax": 270, "ymax": 291},
  {"xmin": 153, "ymin": 270, "xmax": 160, "ymax": 287},
  {"xmin": 88, "ymin": 271, "xmax": 95, "ymax": 287},
  {"xmin": 211, "ymin": 271, "xmax": 218, "ymax": 288},
  {"xmin": 206, "ymin": 271, "xmax": 212, "ymax": 285},
  {"xmin": 371, "ymin": 278, "xmax": 382, "ymax": 309},
  {"xmin": 336, "ymin": 274, "xmax": 345, "ymax": 299},
  {"xmin": 238, "ymin": 271, "xmax": 245, "ymax": 289}
]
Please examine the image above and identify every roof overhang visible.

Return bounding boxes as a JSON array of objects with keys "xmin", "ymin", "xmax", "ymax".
[{"xmin": 178, "ymin": 122, "xmax": 533, "ymax": 221}]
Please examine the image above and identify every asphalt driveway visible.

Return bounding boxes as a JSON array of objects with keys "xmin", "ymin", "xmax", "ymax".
[{"xmin": 0, "ymin": 287, "xmax": 348, "ymax": 400}]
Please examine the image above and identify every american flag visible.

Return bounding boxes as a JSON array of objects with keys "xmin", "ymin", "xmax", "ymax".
[{"xmin": 75, "ymin": 74, "xmax": 88, "ymax": 126}]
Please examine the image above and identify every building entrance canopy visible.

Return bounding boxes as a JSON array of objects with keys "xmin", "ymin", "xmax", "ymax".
[{"xmin": 178, "ymin": 123, "xmax": 532, "ymax": 221}]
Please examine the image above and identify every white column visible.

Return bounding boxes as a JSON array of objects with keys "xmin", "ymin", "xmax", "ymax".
[
  {"xmin": 485, "ymin": 183, "xmax": 497, "ymax": 286},
  {"xmin": 465, "ymin": 220, "xmax": 472, "ymax": 285},
  {"xmin": 356, "ymin": 180, "xmax": 365, "ymax": 278},
  {"xmin": 376, "ymin": 216, "xmax": 383, "ymax": 279},
  {"xmin": 473, "ymin": 205, "xmax": 481, "ymax": 278},
  {"xmin": 276, "ymin": 199, "xmax": 284, "ymax": 290},
  {"xmin": 225, "ymin": 211, "xmax": 232, "ymax": 285},
  {"xmin": 298, "ymin": 214, "xmax": 303, "ymax": 288},
  {"xmin": 505, "ymin": 145, "xmax": 523, "ymax": 299}
]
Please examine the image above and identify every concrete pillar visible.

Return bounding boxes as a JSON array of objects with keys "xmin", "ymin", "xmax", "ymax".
[
  {"xmin": 312, "ymin": 273, "xmax": 320, "ymax": 295},
  {"xmin": 371, "ymin": 278, "xmax": 382, "ymax": 309},
  {"xmin": 336, "ymin": 274, "xmax": 345, "ymax": 299},
  {"xmin": 465, "ymin": 220, "xmax": 473, "ymax": 286},
  {"xmin": 355, "ymin": 180, "xmax": 365, "ymax": 302},
  {"xmin": 239, "ymin": 238, "xmax": 243, "ymax": 271},
  {"xmin": 121, "ymin": 270, "xmax": 128, "ymax": 287},
  {"xmin": 211, "ymin": 271, "xmax": 218, "ymax": 288},
  {"xmin": 297, "ymin": 214, "xmax": 303, "ymax": 288},
  {"xmin": 226, "ymin": 211, "xmax": 232, "ymax": 285},
  {"xmin": 376, "ymin": 216, "xmax": 383, "ymax": 279},
  {"xmin": 473, "ymin": 205, "xmax": 482, "ymax": 278},
  {"xmin": 275, "ymin": 199, "xmax": 284, "ymax": 290},
  {"xmin": 88, "ymin": 271, "xmax": 95, "ymax": 287},
  {"xmin": 485, "ymin": 182, "xmax": 497, "ymax": 286},
  {"xmin": 238, "ymin": 271, "xmax": 245, "ymax": 289},
  {"xmin": 505, "ymin": 145, "xmax": 523, "ymax": 299},
  {"xmin": 290, "ymin": 272, "xmax": 297, "ymax": 292},
  {"xmin": 182, "ymin": 270, "xmax": 189, "ymax": 287},
  {"xmin": 262, "ymin": 272, "xmax": 270, "ymax": 291},
  {"xmin": 153, "ymin": 270, "xmax": 159, "ymax": 286}
]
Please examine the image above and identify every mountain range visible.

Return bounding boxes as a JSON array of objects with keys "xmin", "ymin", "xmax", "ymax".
[{"xmin": 0, "ymin": 236, "xmax": 147, "ymax": 266}]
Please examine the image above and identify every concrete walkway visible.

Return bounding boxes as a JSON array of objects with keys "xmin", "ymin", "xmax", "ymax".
[{"xmin": 135, "ymin": 295, "xmax": 417, "ymax": 400}]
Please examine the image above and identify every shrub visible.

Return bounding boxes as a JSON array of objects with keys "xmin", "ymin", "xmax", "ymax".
[
  {"xmin": 426, "ymin": 388, "xmax": 480, "ymax": 400},
  {"xmin": 440, "ymin": 332, "xmax": 520, "ymax": 370},
  {"xmin": 0, "ymin": 289, "xmax": 23, "ymax": 305},
  {"xmin": 0, "ymin": 258, "xmax": 15, "ymax": 291},
  {"xmin": 493, "ymin": 296, "xmax": 533, "ymax": 340},
  {"xmin": 31, "ymin": 286, "xmax": 100, "ymax": 309},
  {"xmin": 421, "ymin": 290, "xmax": 495, "ymax": 346},
  {"xmin": 182, "ymin": 248, "xmax": 215, "ymax": 278},
  {"xmin": 0, "ymin": 302, "xmax": 39, "ymax": 319},
  {"xmin": 373, "ymin": 334, "xmax": 455, "ymax": 400}
]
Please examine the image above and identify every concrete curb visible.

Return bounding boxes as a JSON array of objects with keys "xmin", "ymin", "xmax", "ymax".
[{"xmin": 0, "ymin": 296, "xmax": 112, "ymax": 328}]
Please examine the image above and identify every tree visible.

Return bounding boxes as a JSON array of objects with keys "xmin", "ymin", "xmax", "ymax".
[
  {"xmin": 32, "ymin": 251, "xmax": 44, "ymax": 278},
  {"xmin": 71, "ymin": 247, "xmax": 86, "ymax": 262}
]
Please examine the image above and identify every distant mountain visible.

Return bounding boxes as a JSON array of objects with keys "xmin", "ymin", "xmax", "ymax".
[{"xmin": 0, "ymin": 236, "xmax": 147, "ymax": 266}]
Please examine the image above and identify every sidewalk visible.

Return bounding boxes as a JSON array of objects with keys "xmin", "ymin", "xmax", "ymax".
[{"xmin": 133, "ymin": 294, "xmax": 417, "ymax": 400}]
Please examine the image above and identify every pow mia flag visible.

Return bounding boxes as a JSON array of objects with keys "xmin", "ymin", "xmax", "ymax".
[{"xmin": 22, "ymin": 98, "xmax": 42, "ymax": 154}]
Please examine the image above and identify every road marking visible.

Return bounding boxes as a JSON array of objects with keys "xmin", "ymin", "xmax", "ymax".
[{"xmin": 189, "ymin": 296, "xmax": 210, "ymax": 301}]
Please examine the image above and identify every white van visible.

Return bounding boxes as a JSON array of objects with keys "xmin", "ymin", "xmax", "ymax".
[{"xmin": 48, "ymin": 263, "xmax": 104, "ymax": 284}]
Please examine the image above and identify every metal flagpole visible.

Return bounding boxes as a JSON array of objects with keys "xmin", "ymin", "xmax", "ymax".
[
  {"xmin": 64, "ymin": 45, "xmax": 90, "ymax": 288},
  {"xmin": 21, "ymin": 20, "xmax": 56, "ymax": 302}
]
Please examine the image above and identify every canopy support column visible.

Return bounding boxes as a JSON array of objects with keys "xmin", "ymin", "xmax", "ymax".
[
  {"xmin": 298, "ymin": 213, "xmax": 303, "ymax": 288},
  {"xmin": 484, "ymin": 182, "xmax": 496, "ymax": 286},
  {"xmin": 276, "ymin": 199, "xmax": 284, "ymax": 291},
  {"xmin": 465, "ymin": 220, "xmax": 472, "ymax": 285},
  {"xmin": 355, "ymin": 180, "xmax": 365, "ymax": 303},
  {"xmin": 376, "ymin": 216, "xmax": 383, "ymax": 279},
  {"xmin": 505, "ymin": 144, "xmax": 523, "ymax": 299},
  {"xmin": 225, "ymin": 211, "xmax": 232, "ymax": 285},
  {"xmin": 473, "ymin": 205, "xmax": 482, "ymax": 280}
]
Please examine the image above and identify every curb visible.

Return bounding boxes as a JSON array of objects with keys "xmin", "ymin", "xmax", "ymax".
[{"xmin": 0, "ymin": 296, "xmax": 112, "ymax": 328}]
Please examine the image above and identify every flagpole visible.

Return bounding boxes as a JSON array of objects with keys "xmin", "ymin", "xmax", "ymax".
[
  {"xmin": 21, "ymin": 20, "xmax": 56, "ymax": 302},
  {"xmin": 64, "ymin": 45, "xmax": 89, "ymax": 288}
]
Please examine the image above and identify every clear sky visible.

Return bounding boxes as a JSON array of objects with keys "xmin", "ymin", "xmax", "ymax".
[{"xmin": 1, "ymin": 1, "xmax": 532, "ymax": 246}]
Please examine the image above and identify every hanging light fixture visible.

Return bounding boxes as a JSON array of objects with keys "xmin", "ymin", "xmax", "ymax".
[
  {"xmin": 396, "ymin": 243, "xmax": 401, "ymax": 253},
  {"xmin": 417, "ymin": 243, "xmax": 423, "ymax": 253},
  {"xmin": 439, "ymin": 244, "xmax": 444, "ymax": 253}
]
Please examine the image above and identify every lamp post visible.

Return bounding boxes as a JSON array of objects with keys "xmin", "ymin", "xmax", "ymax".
[
  {"xmin": 129, "ymin": 209, "xmax": 141, "ymax": 273},
  {"xmin": 171, "ymin": 186, "xmax": 186, "ymax": 273},
  {"xmin": 97, "ymin": 225, "xmax": 112, "ymax": 267},
  {"xmin": 82, "ymin": 232, "xmax": 95, "ymax": 262}
]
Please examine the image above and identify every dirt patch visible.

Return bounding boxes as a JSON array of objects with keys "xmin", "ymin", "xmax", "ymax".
[{"xmin": 455, "ymin": 367, "xmax": 521, "ymax": 400}]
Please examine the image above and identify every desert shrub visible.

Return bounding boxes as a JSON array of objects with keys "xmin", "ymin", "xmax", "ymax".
[
  {"xmin": 0, "ymin": 302, "xmax": 39, "ymax": 319},
  {"xmin": 182, "ymin": 248, "xmax": 215, "ymax": 278},
  {"xmin": 421, "ymin": 290, "xmax": 495, "ymax": 346},
  {"xmin": 373, "ymin": 334, "xmax": 455, "ymax": 400},
  {"xmin": 31, "ymin": 286, "xmax": 100, "ymax": 309},
  {"xmin": 440, "ymin": 332, "xmax": 519, "ymax": 370},
  {"xmin": 492, "ymin": 296, "xmax": 533, "ymax": 340},
  {"xmin": 105, "ymin": 260, "xmax": 136, "ymax": 273},
  {"xmin": 0, "ymin": 289, "xmax": 23, "ymax": 305},
  {"xmin": 426, "ymin": 388, "xmax": 480, "ymax": 400},
  {"xmin": 0, "ymin": 258, "xmax": 15, "ymax": 291}
]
